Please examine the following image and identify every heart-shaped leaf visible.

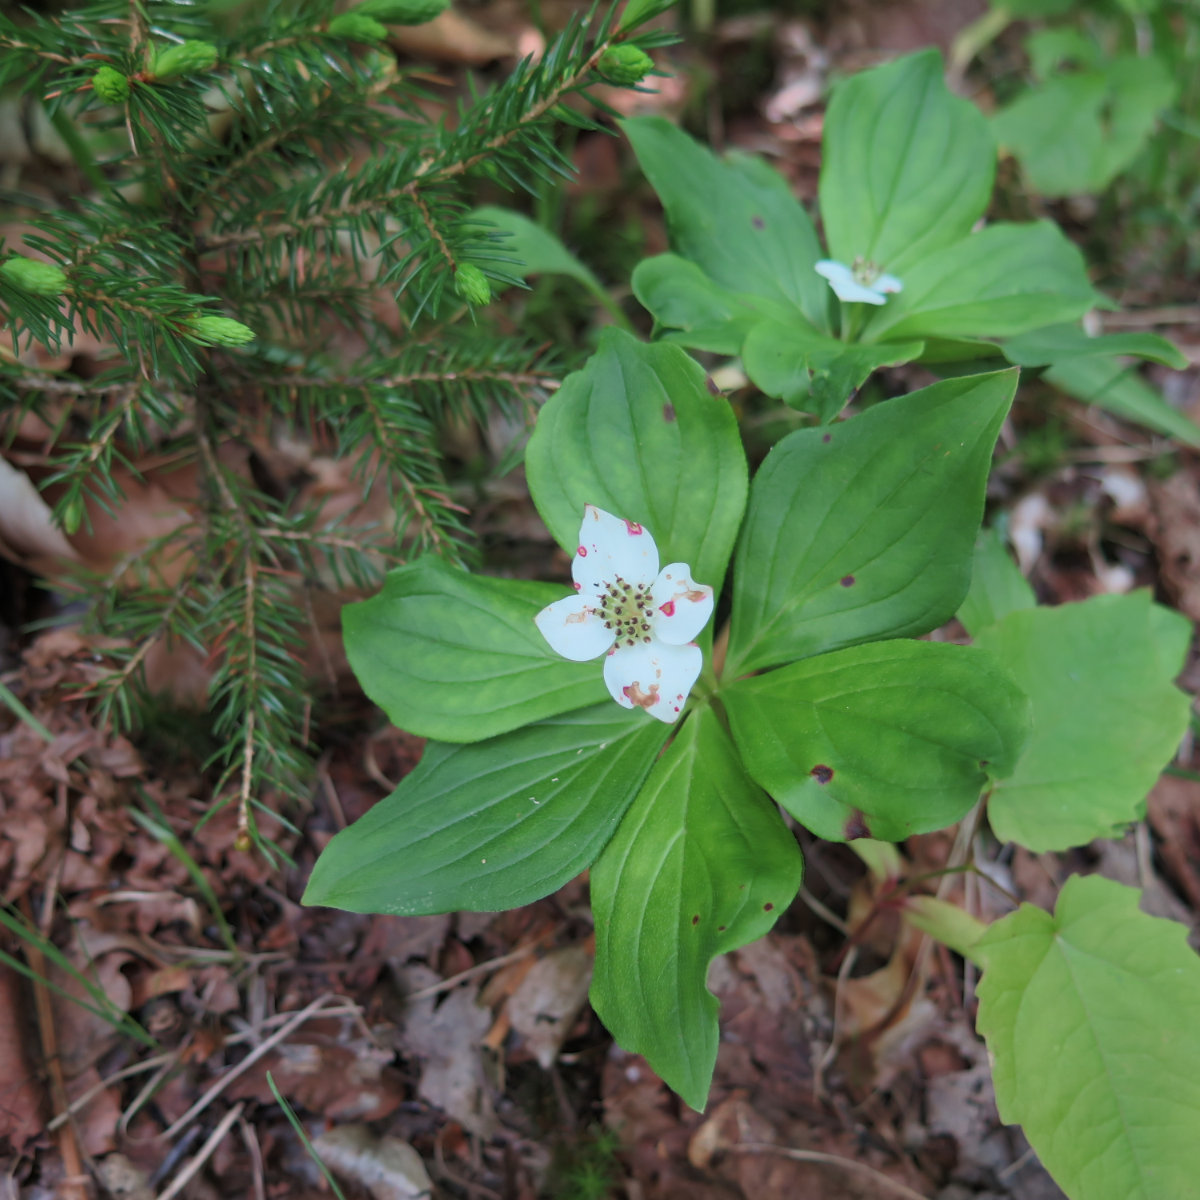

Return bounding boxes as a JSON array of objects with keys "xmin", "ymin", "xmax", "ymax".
[
  {"xmin": 590, "ymin": 706, "xmax": 803, "ymax": 1110},
  {"xmin": 525, "ymin": 328, "xmax": 748, "ymax": 591},
  {"xmin": 303, "ymin": 704, "xmax": 668, "ymax": 914},
  {"xmin": 976, "ymin": 875, "xmax": 1200, "ymax": 1200},
  {"xmin": 726, "ymin": 370, "xmax": 1017, "ymax": 676},
  {"xmin": 343, "ymin": 557, "xmax": 605, "ymax": 742},
  {"xmin": 723, "ymin": 640, "xmax": 1029, "ymax": 842},
  {"xmin": 973, "ymin": 591, "xmax": 1192, "ymax": 851}
]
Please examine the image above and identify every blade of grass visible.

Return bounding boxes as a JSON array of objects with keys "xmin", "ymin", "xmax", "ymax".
[{"xmin": 267, "ymin": 1071, "xmax": 347, "ymax": 1200}]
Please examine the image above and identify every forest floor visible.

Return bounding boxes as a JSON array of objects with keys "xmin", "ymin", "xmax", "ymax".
[{"xmin": 3, "ymin": 1, "xmax": 1200, "ymax": 1198}]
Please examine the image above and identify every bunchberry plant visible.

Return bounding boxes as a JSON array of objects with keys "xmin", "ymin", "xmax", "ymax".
[
  {"xmin": 307, "ymin": 49, "xmax": 1200, "ymax": 1200},
  {"xmin": 0, "ymin": 0, "xmax": 673, "ymax": 849}
]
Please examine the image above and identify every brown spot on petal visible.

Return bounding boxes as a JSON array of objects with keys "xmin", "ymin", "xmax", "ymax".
[
  {"xmin": 663, "ymin": 402, "xmax": 676, "ymax": 422},
  {"xmin": 810, "ymin": 764, "xmax": 833, "ymax": 784},
  {"xmin": 622, "ymin": 680, "xmax": 661, "ymax": 710},
  {"xmin": 683, "ymin": 588, "xmax": 707, "ymax": 602},
  {"xmin": 844, "ymin": 810, "xmax": 871, "ymax": 840},
  {"xmin": 565, "ymin": 608, "xmax": 591, "ymax": 624}
]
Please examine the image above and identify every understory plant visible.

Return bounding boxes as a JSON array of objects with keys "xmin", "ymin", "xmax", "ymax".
[
  {"xmin": 308, "ymin": 49, "xmax": 1200, "ymax": 1200},
  {"xmin": 0, "ymin": 0, "xmax": 671, "ymax": 848}
]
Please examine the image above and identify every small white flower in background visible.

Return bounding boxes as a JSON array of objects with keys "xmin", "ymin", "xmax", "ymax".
[
  {"xmin": 815, "ymin": 257, "xmax": 902, "ymax": 306},
  {"xmin": 535, "ymin": 505, "xmax": 714, "ymax": 724}
]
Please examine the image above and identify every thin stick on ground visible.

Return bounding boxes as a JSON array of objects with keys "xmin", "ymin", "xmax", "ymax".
[{"xmin": 730, "ymin": 1142, "xmax": 930, "ymax": 1200}]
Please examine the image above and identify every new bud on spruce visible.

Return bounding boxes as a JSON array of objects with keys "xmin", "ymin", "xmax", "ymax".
[
  {"xmin": 183, "ymin": 315, "xmax": 256, "ymax": 346},
  {"xmin": 328, "ymin": 13, "xmax": 389, "ymax": 41},
  {"xmin": 353, "ymin": 0, "xmax": 452, "ymax": 26},
  {"xmin": 454, "ymin": 264, "xmax": 491, "ymax": 307},
  {"xmin": 597, "ymin": 44, "xmax": 654, "ymax": 85},
  {"xmin": 92, "ymin": 66, "xmax": 131, "ymax": 103},
  {"xmin": 150, "ymin": 41, "xmax": 219, "ymax": 81},
  {"xmin": 0, "ymin": 255, "xmax": 69, "ymax": 296}
]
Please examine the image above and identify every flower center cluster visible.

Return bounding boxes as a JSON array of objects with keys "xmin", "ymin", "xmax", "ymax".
[
  {"xmin": 851, "ymin": 256, "xmax": 883, "ymax": 286},
  {"xmin": 599, "ymin": 576, "xmax": 654, "ymax": 648}
]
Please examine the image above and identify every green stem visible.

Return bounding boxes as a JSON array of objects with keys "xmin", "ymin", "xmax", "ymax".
[{"xmin": 903, "ymin": 894, "xmax": 990, "ymax": 963}]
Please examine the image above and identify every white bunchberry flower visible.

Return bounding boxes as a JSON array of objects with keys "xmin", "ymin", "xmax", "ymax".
[
  {"xmin": 815, "ymin": 257, "xmax": 902, "ymax": 306},
  {"xmin": 534, "ymin": 505, "xmax": 714, "ymax": 723}
]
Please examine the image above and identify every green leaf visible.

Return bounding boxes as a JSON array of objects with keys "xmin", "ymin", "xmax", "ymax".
[
  {"xmin": 525, "ymin": 328, "xmax": 748, "ymax": 591},
  {"xmin": 471, "ymin": 205, "xmax": 604, "ymax": 292},
  {"xmin": 1045, "ymin": 354, "xmax": 1200, "ymax": 448},
  {"xmin": 726, "ymin": 370, "xmax": 1017, "ymax": 676},
  {"xmin": 621, "ymin": 116, "xmax": 829, "ymax": 330},
  {"xmin": 818, "ymin": 49, "xmax": 994, "ymax": 277},
  {"xmin": 303, "ymin": 704, "xmax": 668, "ymax": 914},
  {"xmin": 992, "ymin": 59, "xmax": 1177, "ymax": 196},
  {"xmin": 976, "ymin": 875, "xmax": 1200, "ymax": 1200},
  {"xmin": 1003, "ymin": 323, "xmax": 1187, "ymax": 370},
  {"xmin": 957, "ymin": 525, "xmax": 1035, "ymax": 638},
  {"xmin": 589, "ymin": 706, "xmax": 803, "ymax": 1110},
  {"xmin": 723, "ymin": 641, "xmax": 1029, "ymax": 842},
  {"xmin": 864, "ymin": 222, "xmax": 1099, "ymax": 342},
  {"xmin": 973, "ymin": 592, "xmax": 1192, "ymax": 851},
  {"xmin": 631, "ymin": 254, "xmax": 791, "ymax": 355},
  {"xmin": 343, "ymin": 557, "xmax": 604, "ymax": 743},
  {"xmin": 741, "ymin": 318, "xmax": 923, "ymax": 420}
]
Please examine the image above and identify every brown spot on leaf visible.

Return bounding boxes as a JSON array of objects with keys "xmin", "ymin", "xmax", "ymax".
[
  {"xmin": 717, "ymin": 925, "xmax": 726, "ymax": 932},
  {"xmin": 810, "ymin": 764, "xmax": 833, "ymax": 784},
  {"xmin": 751, "ymin": 215, "xmax": 765, "ymax": 230},
  {"xmin": 691, "ymin": 914, "xmax": 700, "ymax": 926},
  {"xmin": 763, "ymin": 902, "xmax": 774, "ymax": 912},
  {"xmin": 840, "ymin": 575, "xmax": 855, "ymax": 587},
  {"xmin": 663, "ymin": 402, "xmax": 676, "ymax": 422},
  {"xmin": 844, "ymin": 810, "xmax": 871, "ymax": 840},
  {"xmin": 706, "ymin": 375, "xmax": 721, "ymax": 396},
  {"xmin": 822, "ymin": 433, "xmax": 832, "ymax": 443}
]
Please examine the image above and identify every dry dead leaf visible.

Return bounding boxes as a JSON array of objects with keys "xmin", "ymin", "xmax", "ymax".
[
  {"xmin": 1150, "ymin": 470, "xmax": 1200, "ymax": 621},
  {"xmin": 0, "ymin": 967, "xmax": 46, "ymax": 1150},
  {"xmin": 506, "ymin": 943, "xmax": 592, "ymax": 1068},
  {"xmin": 312, "ymin": 1124, "xmax": 434, "ymax": 1200}
]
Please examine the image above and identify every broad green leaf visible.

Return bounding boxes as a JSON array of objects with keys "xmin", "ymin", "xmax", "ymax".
[
  {"xmin": 525, "ymin": 328, "xmax": 748, "ymax": 590},
  {"xmin": 303, "ymin": 704, "xmax": 668, "ymax": 914},
  {"xmin": 631, "ymin": 254, "xmax": 793, "ymax": 355},
  {"xmin": 974, "ymin": 592, "xmax": 1191, "ymax": 851},
  {"xmin": 1026, "ymin": 28, "xmax": 1103, "ymax": 79},
  {"xmin": 590, "ymin": 706, "xmax": 803, "ymax": 1110},
  {"xmin": 819, "ymin": 49, "xmax": 994, "ymax": 277},
  {"xmin": 622, "ymin": 116, "xmax": 829, "ymax": 330},
  {"xmin": 742, "ymin": 318, "xmax": 923, "ymax": 420},
  {"xmin": 1004, "ymin": 323, "xmax": 1187, "ymax": 370},
  {"xmin": 343, "ymin": 557, "xmax": 604, "ymax": 742},
  {"xmin": 989, "ymin": 0, "xmax": 1073, "ymax": 14},
  {"xmin": 957, "ymin": 526, "xmax": 1035, "ymax": 638},
  {"xmin": 992, "ymin": 59, "xmax": 1177, "ymax": 196},
  {"xmin": 1046, "ymin": 354, "xmax": 1200, "ymax": 448},
  {"xmin": 723, "ymin": 641, "xmax": 1029, "ymax": 842},
  {"xmin": 976, "ymin": 875, "xmax": 1200, "ymax": 1200},
  {"xmin": 864, "ymin": 222, "xmax": 1099, "ymax": 342},
  {"xmin": 726, "ymin": 370, "xmax": 1017, "ymax": 676},
  {"xmin": 471, "ymin": 206, "xmax": 603, "ymax": 291}
]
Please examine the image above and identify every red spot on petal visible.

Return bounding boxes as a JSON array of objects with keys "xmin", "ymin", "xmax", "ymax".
[
  {"xmin": 659, "ymin": 600, "xmax": 676, "ymax": 617},
  {"xmin": 840, "ymin": 575, "xmax": 855, "ymax": 587},
  {"xmin": 623, "ymin": 520, "xmax": 643, "ymax": 535},
  {"xmin": 573, "ymin": 581, "xmax": 582, "ymax": 591},
  {"xmin": 578, "ymin": 546, "xmax": 587, "ymax": 557},
  {"xmin": 811, "ymin": 764, "xmax": 833, "ymax": 784}
]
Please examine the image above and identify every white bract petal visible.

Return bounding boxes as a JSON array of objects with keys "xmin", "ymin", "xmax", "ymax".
[
  {"xmin": 649, "ymin": 563, "xmax": 714, "ymax": 646},
  {"xmin": 571, "ymin": 503, "xmax": 659, "ymax": 594},
  {"xmin": 535, "ymin": 506, "xmax": 715, "ymax": 722},
  {"xmin": 534, "ymin": 594, "xmax": 616, "ymax": 661},
  {"xmin": 814, "ymin": 258, "xmax": 902, "ymax": 306},
  {"xmin": 603, "ymin": 639, "xmax": 703, "ymax": 724}
]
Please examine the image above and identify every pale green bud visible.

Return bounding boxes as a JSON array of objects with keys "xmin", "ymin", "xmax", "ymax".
[
  {"xmin": 597, "ymin": 44, "xmax": 654, "ymax": 85},
  {"xmin": 354, "ymin": 0, "xmax": 451, "ymax": 27},
  {"xmin": 183, "ymin": 315, "xmax": 256, "ymax": 346},
  {"xmin": 0, "ymin": 255, "xmax": 69, "ymax": 296},
  {"xmin": 151, "ymin": 40, "xmax": 219, "ymax": 81},
  {"xmin": 454, "ymin": 264, "xmax": 491, "ymax": 307},
  {"xmin": 91, "ymin": 66, "xmax": 130, "ymax": 103},
  {"xmin": 328, "ymin": 12, "xmax": 389, "ymax": 41}
]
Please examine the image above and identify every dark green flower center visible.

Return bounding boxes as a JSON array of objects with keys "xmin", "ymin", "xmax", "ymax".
[{"xmin": 599, "ymin": 577, "xmax": 654, "ymax": 648}]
